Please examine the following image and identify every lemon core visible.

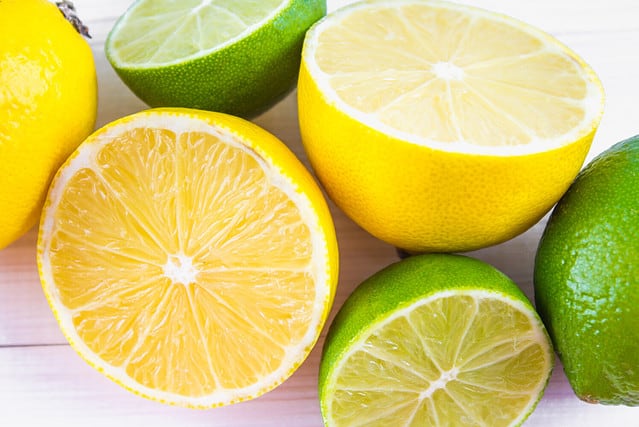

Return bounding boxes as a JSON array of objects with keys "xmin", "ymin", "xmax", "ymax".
[
  {"xmin": 163, "ymin": 254, "xmax": 198, "ymax": 286},
  {"xmin": 431, "ymin": 62, "xmax": 464, "ymax": 81}
]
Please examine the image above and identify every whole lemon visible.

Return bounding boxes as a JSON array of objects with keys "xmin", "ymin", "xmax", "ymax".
[{"xmin": 0, "ymin": 0, "xmax": 97, "ymax": 249}]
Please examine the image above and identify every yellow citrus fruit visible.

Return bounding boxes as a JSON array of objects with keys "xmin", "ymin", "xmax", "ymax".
[
  {"xmin": 320, "ymin": 254, "xmax": 554, "ymax": 426},
  {"xmin": 105, "ymin": 0, "xmax": 326, "ymax": 118},
  {"xmin": 0, "ymin": 0, "xmax": 97, "ymax": 249},
  {"xmin": 37, "ymin": 108, "xmax": 338, "ymax": 407},
  {"xmin": 298, "ymin": 0, "xmax": 605, "ymax": 252}
]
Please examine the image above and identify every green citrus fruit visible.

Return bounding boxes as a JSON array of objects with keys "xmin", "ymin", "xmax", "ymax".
[
  {"xmin": 105, "ymin": 0, "xmax": 325, "ymax": 118},
  {"xmin": 534, "ymin": 135, "xmax": 639, "ymax": 405},
  {"xmin": 320, "ymin": 254, "xmax": 554, "ymax": 426}
]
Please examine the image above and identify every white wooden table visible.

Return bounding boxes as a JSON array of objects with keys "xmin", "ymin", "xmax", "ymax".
[{"xmin": 2, "ymin": 0, "xmax": 639, "ymax": 425}]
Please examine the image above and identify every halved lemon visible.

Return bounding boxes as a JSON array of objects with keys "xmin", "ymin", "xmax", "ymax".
[
  {"xmin": 37, "ymin": 108, "xmax": 338, "ymax": 408},
  {"xmin": 298, "ymin": 0, "xmax": 605, "ymax": 252}
]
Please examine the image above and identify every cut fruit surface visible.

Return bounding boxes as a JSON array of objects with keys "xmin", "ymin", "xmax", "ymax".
[
  {"xmin": 305, "ymin": 0, "xmax": 601, "ymax": 153},
  {"xmin": 106, "ymin": 0, "xmax": 288, "ymax": 67},
  {"xmin": 298, "ymin": 0, "xmax": 605, "ymax": 252},
  {"xmin": 37, "ymin": 108, "xmax": 338, "ymax": 407},
  {"xmin": 319, "ymin": 254, "xmax": 553, "ymax": 426}
]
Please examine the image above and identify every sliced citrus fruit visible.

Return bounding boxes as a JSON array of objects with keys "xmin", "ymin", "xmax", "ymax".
[
  {"xmin": 320, "ymin": 254, "xmax": 553, "ymax": 426},
  {"xmin": 298, "ymin": 0, "xmax": 605, "ymax": 252},
  {"xmin": 105, "ymin": 0, "xmax": 326, "ymax": 117},
  {"xmin": 37, "ymin": 108, "xmax": 338, "ymax": 408}
]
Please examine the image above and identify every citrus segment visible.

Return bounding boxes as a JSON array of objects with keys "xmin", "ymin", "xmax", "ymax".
[
  {"xmin": 38, "ymin": 108, "xmax": 338, "ymax": 407},
  {"xmin": 298, "ymin": 0, "xmax": 604, "ymax": 252},
  {"xmin": 319, "ymin": 254, "xmax": 553, "ymax": 426}
]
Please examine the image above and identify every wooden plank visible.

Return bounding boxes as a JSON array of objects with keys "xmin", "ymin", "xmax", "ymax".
[
  {"xmin": 0, "ymin": 344, "xmax": 323, "ymax": 427},
  {"xmin": 1, "ymin": 345, "xmax": 637, "ymax": 427}
]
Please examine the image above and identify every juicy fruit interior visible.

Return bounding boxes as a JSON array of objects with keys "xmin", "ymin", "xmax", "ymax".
[
  {"xmin": 44, "ymin": 124, "xmax": 318, "ymax": 398},
  {"xmin": 313, "ymin": 2, "xmax": 598, "ymax": 147},
  {"xmin": 327, "ymin": 293, "xmax": 550, "ymax": 426},
  {"xmin": 109, "ymin": 0, "xmax": 286, "ymax": 65}
]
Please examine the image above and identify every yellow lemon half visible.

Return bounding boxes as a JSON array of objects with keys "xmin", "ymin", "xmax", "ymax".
[
  {"xmin": 298, "ymin": 0, "xmax": 604, "ymax": 252},
  {"xmin": 37, "ymin": 108, "xmax": 338, "ymax": 407}
]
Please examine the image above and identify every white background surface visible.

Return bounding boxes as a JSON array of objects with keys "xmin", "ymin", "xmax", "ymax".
[{"xmin": 1, "ymin": 0, "xmax": 639, "ymax": 425}]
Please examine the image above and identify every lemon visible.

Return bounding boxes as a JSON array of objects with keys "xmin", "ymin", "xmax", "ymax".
[
  {"xmin": 105, "ymin": 0, "xmax": 326, "ymax": 118},
  {"xmin": 298, "ymin": 0, "xmax": 604, "ymax": 253},
  {"xmin": 0, "ymin": 0, "xmax": 97, "ymax": 249},
  {"xmin": 320, "ymin": 254, "xmax": 553, "ymax": 426},
  {"xmin": 37, "ymin": 108, "xmax": 338, "ymax": 408},
  {"xmin": 534, "ymin": 135, "xmax": 639, "ymax": 405}
]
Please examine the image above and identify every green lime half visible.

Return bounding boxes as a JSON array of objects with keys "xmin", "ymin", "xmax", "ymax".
[
  {"xmin": 320, "ymin": 254, "xmax": 553, "ymax": 426},
  {"xmin": 106, "ymin": 0, "xmax": 326, "ymax": 117}
]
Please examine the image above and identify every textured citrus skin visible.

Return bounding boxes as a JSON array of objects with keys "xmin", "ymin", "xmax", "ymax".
[
  {"xmin": 0, "ymin": 0, "xmax": 97, "ymax": 249},
  {"xmin": 534, "ymin": 135, "xmax": 639, "ymax": 405},
  {"xmin": 37, "ymin": 108, "xmax": 339, "ymax": 408},
  {"xmin": 320, "ymin": 253, "xmax": 553, "ymax": 426},
  {"xmin": 298, "ymin": 58, "xmax": 597, "ymax": 252},
  {"xmin": 106, "ymin": 0, "xmax": 325, "ymax": 118}
]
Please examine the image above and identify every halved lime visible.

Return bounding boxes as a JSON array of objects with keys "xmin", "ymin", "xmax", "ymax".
[
  {"xmin": 320, "ymin": 254, "xmax": 553, "ymax": 426},
  {"xmin": 106, "ymin": 0, "xmax": 326, "ymax": 117}
]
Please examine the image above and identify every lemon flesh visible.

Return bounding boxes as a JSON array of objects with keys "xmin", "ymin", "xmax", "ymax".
[
  {"xmin": 37, "ymin": 108, "xmax": 338, "ymax": 408},
  {"xmin": 299, "ymin": 0, "xmax": 604, "ymax": 252},
  {"xmin": 535, "ymin": 135, "xmax": 639, "ymax": 405},
  {"xmin": 308, "ymin": 0, "xmax": 601, "ymax": 151},
  {"xmin": 106, "ymin": 0, "xmax": 326, "ymax": 117},
  {"xmin": 320, "ymin": 254, "xmax": 553, "ymax": 426}
]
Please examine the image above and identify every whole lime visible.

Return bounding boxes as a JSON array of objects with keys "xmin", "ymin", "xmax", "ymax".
[
  {"xmin": 106, "ymin": 0, "xmax": 325, "ymax": 118},
  {"xmin": 534, "ymin": 135, "xmax": 639, "ymax": 405}
]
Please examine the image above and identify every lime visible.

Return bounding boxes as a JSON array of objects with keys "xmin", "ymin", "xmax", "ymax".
[
  {"xmin": 105, "ymin": 0, "xmax": 325, "ymax": 118},
  {"xmin": 298, "ymin": 0, "xmax": 604, "ymax": 252},
  {"xmin": 320, "ymin": 254, "xmax": 553, "ymax": 426},
  {"xmin": 534, "ymin": 135, "xmax": 639, "ymax": 405}
]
